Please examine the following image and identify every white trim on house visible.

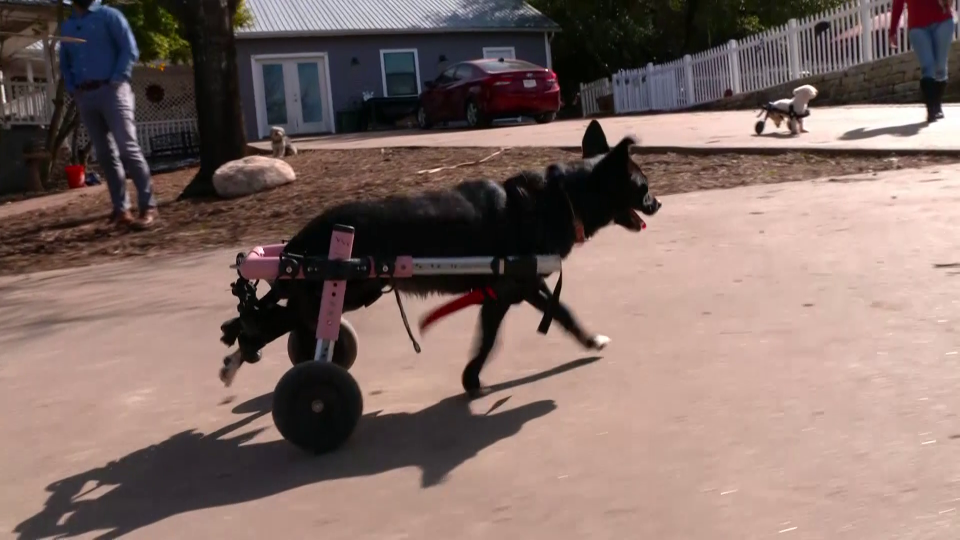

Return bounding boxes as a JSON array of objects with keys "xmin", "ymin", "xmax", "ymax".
[
  {"xmin": 544, "ymin": 33, "xmax": 553, "ymax": 70},
  {"xmin": 250, "ymin": 52, "xmax": 336, "ymax": 139},
  {"xmin": 379, "ymin": 48, "xmax": 422, "ymax": 97},
  {"xmin": 482, "ymin": 46, "xmax": 516, "ymax": 60}
]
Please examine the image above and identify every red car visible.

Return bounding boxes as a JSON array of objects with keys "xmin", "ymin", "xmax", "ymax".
[{"xmin": 417, "ymin": 58, "xmax": 561, "ymax": 129}]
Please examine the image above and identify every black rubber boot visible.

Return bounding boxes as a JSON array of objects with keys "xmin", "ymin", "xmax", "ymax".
[
  {"xmin": 934, "ymin": 80, "xmax": 946, "ymax": 120},
  {"xmin": 921, "ymin": 78, "xmax": 937, "ymax": 122}
]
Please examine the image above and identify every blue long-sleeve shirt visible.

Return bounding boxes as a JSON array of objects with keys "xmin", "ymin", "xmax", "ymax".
[{"xmin": 59, "ymin": 0, "xmax": 140, "ymax": 94}]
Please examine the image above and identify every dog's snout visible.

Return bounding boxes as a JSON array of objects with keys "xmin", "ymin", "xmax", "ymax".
[{"xmin": 653, "ymin": 198, "xmax": 662, "ymax": 213}]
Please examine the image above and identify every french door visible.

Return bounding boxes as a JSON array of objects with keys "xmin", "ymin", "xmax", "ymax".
[{"xmin": 257, "ymin": 56, "xmax": 330, "ymax": 137}]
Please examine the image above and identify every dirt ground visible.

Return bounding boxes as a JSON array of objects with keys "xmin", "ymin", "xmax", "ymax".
[{"xmin": 0, "ymin": 147, "xmax": 956, "ymax": 276}]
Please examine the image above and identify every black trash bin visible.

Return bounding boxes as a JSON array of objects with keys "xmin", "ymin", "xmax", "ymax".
[{"xmin": 336, "ymin": 110, "xmax": 362, "ymax": 134}]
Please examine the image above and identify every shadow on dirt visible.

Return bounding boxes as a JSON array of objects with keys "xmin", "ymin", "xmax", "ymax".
[{"xmin": 13, "ymin": 356, "xmax": 601, "ymax": 540}]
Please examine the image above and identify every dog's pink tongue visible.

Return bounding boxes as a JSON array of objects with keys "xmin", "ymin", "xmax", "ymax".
[{"xmin": 630, "ymin": 209, "xmax": 646, "ymax": 231}]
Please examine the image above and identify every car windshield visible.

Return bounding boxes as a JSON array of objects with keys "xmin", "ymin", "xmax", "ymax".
[{"xmin": 477, "ymin": 59, "xmax": 542, "ymax": 72}]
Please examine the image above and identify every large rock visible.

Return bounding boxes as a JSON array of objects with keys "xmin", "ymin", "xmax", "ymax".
[{"xmin": 212, "ymin": 155, "xmax": 295, "ymax": 199}]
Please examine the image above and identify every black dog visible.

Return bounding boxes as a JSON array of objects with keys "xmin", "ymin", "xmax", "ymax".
[{"xmin": 220, "ymin": 121, "xmax": 661, "ymax": 397}]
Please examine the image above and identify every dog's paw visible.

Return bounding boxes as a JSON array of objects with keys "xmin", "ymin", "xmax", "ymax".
[
  {"xmin": 219, "ymin": 351, "xmax": 243, "ymax": 388},
  {"xmin": 586, "ymin": 334, "xmax": 611, "ymax": 350},
  {"xmin": 462, "ymin": 365, "xmax": 489, "ymax": 399}
]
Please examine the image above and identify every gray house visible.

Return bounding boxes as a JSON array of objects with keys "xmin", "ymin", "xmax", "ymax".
[{"xmin": 236, "ymin": 0, "xmax": 560, "ymax": 140}]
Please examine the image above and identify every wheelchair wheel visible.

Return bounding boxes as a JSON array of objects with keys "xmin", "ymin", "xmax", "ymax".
[
  {"xmin": 272, "ymin": 361, "xmax": 363, "ymax": 454},
  {"xmin": 286, "ymin": 318, "xmax": 359, "ymax": 370},
  {"xmin": 754, "ymin": 120, "xmax": 765, "ymax": 135}
]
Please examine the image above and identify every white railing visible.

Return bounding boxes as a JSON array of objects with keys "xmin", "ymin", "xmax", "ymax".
[
  {"xmin": 1, "ymin": 82, "xmax": 50, "ymax": 124},
  {"xmin": 589, "ymin": 0, "xmax": 951, "ymax": 117},
  {"xmin": 578, "ymin": 77, "xmax": 613, "ymax": 117}
]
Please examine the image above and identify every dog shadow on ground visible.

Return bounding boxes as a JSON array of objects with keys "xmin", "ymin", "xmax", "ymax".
[
  {"xmin": 13, "ymin": 356, "xmax": 601, "ymax": 540},
  {"xmin": 753, "ymin": 132, "xmax": 802, "ymax": 139},
  {"xmin": 839, "ymin": 122, "xmax": 927, "ymax": 140}
]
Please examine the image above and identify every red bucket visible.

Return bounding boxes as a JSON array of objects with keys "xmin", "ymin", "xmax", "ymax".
[{"xmin": 65, "ymin": 164, "xmax": 86, "ymax": 189}]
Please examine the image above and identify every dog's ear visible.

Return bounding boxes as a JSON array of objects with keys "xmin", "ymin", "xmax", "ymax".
[
  {"xmin": 581, "ymin": 120, "xmax": 610, "ymax": 159},
  {"xmin": 589, "ymin": 135, "xmax": 638, "ymax": 179}
]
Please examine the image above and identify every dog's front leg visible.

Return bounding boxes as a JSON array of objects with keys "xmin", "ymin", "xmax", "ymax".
[
  {"xmin": 523, "ymin": 282, "xmax": 610, "ymax": 351},
  {"xmin": 799, "ymin": 118, "xmax": 809, "ymax": 133},
  {"xmin": 220, "ymin": 293, "xmax": 300, "ymax": 387}
]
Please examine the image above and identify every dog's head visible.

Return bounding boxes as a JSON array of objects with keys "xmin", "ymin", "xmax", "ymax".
[
  {"xmin": 270, "ymin": 126, "xmax": 285, "ymax": 142},
  {"xmin": 577, "ymin": 120, "xmax": 661, "ymax": 232},
  {"xmin": 793, "ymin": 85, "xmax": 818, "ymax": 101}
]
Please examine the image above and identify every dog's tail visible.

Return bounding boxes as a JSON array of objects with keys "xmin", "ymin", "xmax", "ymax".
[{"xmin": 419, "ymin": 287, "xmax": 497, "ymax": 334}]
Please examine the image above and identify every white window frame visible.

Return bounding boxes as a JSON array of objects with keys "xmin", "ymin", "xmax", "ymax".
[
  {"xmin": 482, "ymin": 46, "xmax": 516, "ymax": 60},
  {"xmin": 379, "ymin": 48, "xmax": 422, "ymax": 97},
  {"xmin": 543, "ymin": 33, "xmax": 553, "ymax": 70}
]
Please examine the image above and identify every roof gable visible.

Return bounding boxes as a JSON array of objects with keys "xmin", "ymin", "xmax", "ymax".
[{"xmin": 238, "ymin": 0, "xmax": 559, "ymax": 38}]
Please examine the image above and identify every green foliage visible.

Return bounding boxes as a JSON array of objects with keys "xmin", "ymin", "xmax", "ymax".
[
  {"xmin": 529, "ymin": 0, "xmax": 849, "ymax": 101},
  {"xmin": 101, "ymin": 0, "xmax": 252, "ymax": 64}
]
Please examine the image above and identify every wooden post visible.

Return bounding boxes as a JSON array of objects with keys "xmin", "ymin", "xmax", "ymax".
[{"xmin": 42, "ymin": 39, "xmax": 56, "ymax": 117}]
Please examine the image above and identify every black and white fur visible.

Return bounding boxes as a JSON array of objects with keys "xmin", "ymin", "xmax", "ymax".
[
  {"xmin": 756, "ymin": 84, "xmax": 819, "ymax": 135},
  {"xmin": 220, "ymin": 121, "xmax": 661, "ymax": 397}
]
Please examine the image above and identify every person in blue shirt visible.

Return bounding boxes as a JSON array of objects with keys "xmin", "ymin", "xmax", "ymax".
[{"xmin": 59, "ymin": 0, "xmax": 157, "ymax": 229}]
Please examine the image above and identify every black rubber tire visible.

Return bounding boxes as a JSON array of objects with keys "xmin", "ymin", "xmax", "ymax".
[
  {"xmin": 465, "ymin": 100, "xmax": 489, "ymax": 128},
  {"xmin": 535, "ymin": 111, "xmax": 557, "ymax": 124},
  {"xmin": 754, "ymin": 120, "xmax": 765, "ymax": 135},
  {"xmin": 287, "ymin": 318, "xmax": 359, "ymax": 370},
  {"xmin": 272, "ymin": 361, "xmax": 363, "ymax": 454},
  {"xmin": 417, "ymin": 104, "xmax": 433, "ymax": 129}
]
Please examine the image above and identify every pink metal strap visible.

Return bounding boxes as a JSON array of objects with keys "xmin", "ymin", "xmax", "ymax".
[{"xmin": 316, "ymin": 227, "xmax": 355, "ymax": 340}]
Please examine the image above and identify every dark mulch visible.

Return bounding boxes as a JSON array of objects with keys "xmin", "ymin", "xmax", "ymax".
[{"xmin": 0, "ymin": 147, "xmax": 956, "ymax": 276}]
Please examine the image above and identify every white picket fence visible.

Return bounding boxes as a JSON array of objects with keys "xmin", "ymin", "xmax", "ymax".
[
  {"xmin": 579, "ymin": 0, "xmax": 954, "ymax": 116},
  {"xmin": 579, "ymin": 77, "xmax": 612, "ymax": 116}
]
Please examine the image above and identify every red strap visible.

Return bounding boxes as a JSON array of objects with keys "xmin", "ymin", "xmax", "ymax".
[
  {"xmin": 574, "ymin": 219, "xmax": 585, "ymax": 244},
  {"xmin": 418, "ymin": 287, "xmax": 497, "ymax": 334}
]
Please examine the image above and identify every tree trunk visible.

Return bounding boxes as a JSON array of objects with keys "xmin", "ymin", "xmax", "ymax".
[
  {"xmin": 42, "ymin": 0, "xmax": 70, "ymax": 188},
  {"xmin": 167, "ymin": 0, "xmax": 247, "ymax": 200}
]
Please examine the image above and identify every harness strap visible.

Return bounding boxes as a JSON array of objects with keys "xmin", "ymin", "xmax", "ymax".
[
  {"xmin": 393, "ymin": 284, "xmax": 421, "ymax": 353},
  {"xmin": 537, "ymin": 270, "xmax": 562, "ymax": 335}
]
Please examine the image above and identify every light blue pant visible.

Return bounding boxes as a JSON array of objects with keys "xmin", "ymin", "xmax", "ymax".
[
  {"xmin": 909, "ymin": 17, "xmax": 955, "ymax": 81},
  {"xmin": 75, "ymin": 81, "xmax": 156, "ymax": 214}
]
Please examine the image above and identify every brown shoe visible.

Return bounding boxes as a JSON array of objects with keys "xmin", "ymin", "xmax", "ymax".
[
  {"xmin": 108, "ymin": 210, "xmax": 135, "ymax": 227},
  {"xmin": 131, "ymin": 208, "xmax": 158, "ymax": 231}
]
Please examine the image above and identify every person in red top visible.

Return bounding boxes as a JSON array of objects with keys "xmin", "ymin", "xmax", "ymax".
[{"xmin": 889, "ymin": 0, "xmax": 955, "ymax": 122}]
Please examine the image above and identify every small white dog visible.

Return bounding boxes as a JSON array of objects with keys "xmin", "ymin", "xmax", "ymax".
[
  {"xmin": 754, "ymin": 84, "xmax": 819, "ymax": 135},
  {"xmin": 270, "ymin": 126, "xmax": 298, "ymax": 158}
]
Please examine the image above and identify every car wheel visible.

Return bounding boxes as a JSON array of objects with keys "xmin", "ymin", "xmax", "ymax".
[
  {"xmin": 535, "ymin": 111, "xmax": 557, "ymax": 124},
  {"xmin": 465, "ymin": 100, "xmax": 489, "ymax": 128},
  {"xmin": 417, "ymin": 104, "xmax": 432, "ymax": 129}
]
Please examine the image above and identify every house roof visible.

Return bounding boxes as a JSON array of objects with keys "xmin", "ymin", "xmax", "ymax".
[{"xmin": 237, "ymin": 0, "xmax": 560, "ymax": 38}]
